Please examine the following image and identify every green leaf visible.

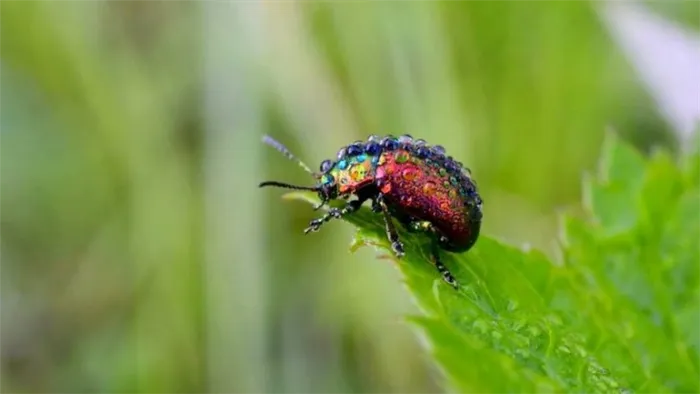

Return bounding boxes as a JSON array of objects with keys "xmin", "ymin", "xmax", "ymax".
[
  {"xmin": 283, "ymin": 134, "xmax": 699, "ymax": 393},
  {"xmin": 583, "ymin": 132, "xmax": 647, "ymax": 238}
]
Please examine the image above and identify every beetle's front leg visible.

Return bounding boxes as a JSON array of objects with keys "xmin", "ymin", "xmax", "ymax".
[
  {"xmin": 304, "ymin": 198, "xmax": 365, "ymax": 234},
  {"xmin": 370, "ymin": 198, "xmax": 382, "ymax": 213}
]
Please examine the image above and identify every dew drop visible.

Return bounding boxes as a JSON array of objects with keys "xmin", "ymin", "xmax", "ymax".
[
  {"xmin": 375, "ymin": 166, "xmax": 386, "ymax": 179},
  {"xmin": 336, "ymin": 147, "xmax": 347, "ymax": 160},
  {"xmin": 402, "ymin": 168, "xmax": 418, "ymax": 181},
  {"xmin": 347, "ymin": 144, "xmax": 363, "ymax": 156},
  {"xmin": 319, "ymin": 159, "xmax": 333, "ymax": 172},
  {"xmin": 382, "ymin": 137, "xmax": 399, "ymax": 150},
  {"xmin": 416, "ymin": 146, "xmax": 430, "ymax": 158},
  {"xmin": 398, "ymin": 134, "xmax": 413, "ymax": 143},
  {"xmin": 395, "ymin": 151, "xmax": 410, "ymax": 163},
  {"xmin": 423, "ymin": 181, "xmax": 437, "ymax": 195},
  {"xmin": 350, "ymin": 165, "xmax": 366, "ymax": 181},
  {"xmin": 365, "ymin": 142, "xmax": 381, "ymax": 156},
  {"xmin": 557, "ymin": 345, "xmax": 571, "ymax": 355},
  {"xmin": 472, "ymin": 319, "xmax": 489, "ymax": 334}
]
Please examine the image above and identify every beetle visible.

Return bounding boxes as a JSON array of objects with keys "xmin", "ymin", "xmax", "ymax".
[{"xmin": 259, "ymin": 134, "xmax": 482, "ymax": 288}]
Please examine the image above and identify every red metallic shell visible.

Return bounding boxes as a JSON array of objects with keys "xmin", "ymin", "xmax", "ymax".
[{"xmin": 375, "ymin": 149, "xmax": 481, "ymax": 252}]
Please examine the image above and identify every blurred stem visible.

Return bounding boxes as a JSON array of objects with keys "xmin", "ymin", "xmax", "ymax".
[{"xmin": 203, "ymin": 2, "xmax": 268, "ymax": 392}]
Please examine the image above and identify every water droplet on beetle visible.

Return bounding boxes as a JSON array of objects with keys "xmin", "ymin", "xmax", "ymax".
[
  {"xmin": 402, "ymin": 168, "xmax": 418, "ymax": 180},
  {"xmin": 375, "ymin": 167, "xmax": 386, "ymax": 179},
  {"xmin": 423, "ymin": 181, "xmax": 437, "ymax": 195},
  {"xmin": 399, "ymin": 154, "xmax": 411, "ymax": 164}
]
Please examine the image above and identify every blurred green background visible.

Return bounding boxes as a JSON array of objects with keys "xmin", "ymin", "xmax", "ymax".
[{"xmin": 1, "ymin": 1, "xmax": 692, "ymax": 393}]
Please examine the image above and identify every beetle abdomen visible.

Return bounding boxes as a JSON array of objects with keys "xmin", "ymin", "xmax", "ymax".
[{"xmin": 375, "ymin": 148, "xmax": 482, "ymax": 252}]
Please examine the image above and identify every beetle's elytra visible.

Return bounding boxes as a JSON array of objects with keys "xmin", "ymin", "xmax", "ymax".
[{"xmin": 259, "ymin": 134, "xmax": 483, "ymax": 288}]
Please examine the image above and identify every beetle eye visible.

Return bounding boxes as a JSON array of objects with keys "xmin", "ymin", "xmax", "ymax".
[{"xmin": 320, "ymin": 159, "xmax": 333, "ymax": 172}]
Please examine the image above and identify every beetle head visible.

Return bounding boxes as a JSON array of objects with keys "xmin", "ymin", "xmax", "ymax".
[{"xmin": 259, "ymin": 135, "xmax": 335, "ymax": 210}]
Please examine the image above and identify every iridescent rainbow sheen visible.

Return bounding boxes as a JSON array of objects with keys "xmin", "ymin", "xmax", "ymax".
[{"xmin": 318, "ymin": 135, "xmax": 482, "ymax": 252}]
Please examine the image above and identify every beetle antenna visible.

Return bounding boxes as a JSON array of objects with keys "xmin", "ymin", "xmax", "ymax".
[
  {"xmin": 262, "ymin": 135, "xmax": 317, "ymax": 177},
  {"xmin": 259, "ymin": 181, "xmax": 319, "ymax": 191}
]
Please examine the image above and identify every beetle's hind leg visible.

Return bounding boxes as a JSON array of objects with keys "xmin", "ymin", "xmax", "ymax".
[
  {"xmin": 408, "ymin": 220, "xmax": 459, "ymax": 289},
  {"xmin": 429, "ymin": 239, "xmax": 459, "ymax": 289},
  {"xmin": 304, "ymin": 198, "xmax": 365, "ymax": 234}
]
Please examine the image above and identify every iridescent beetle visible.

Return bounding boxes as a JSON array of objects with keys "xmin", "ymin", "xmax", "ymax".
[{"xmin": 259, "ymin": 134, "xmax": 482, "ymax": 288}]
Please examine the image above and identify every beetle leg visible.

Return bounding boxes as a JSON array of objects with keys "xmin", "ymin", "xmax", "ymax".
[
  {"xmin": 376, "ymin": 198, "xmax": 405, "ymax": 258},
  {"xmin": 312, "ymin": 198, "xmax": 328, "ymax": 211},
  {"xmin": 429, "ymin": 240, "xmax": 459, "ymax": 289},
  {"xmin": 304, "ymin": 198, "xmax": 364, "ymax": 234},
  {"xmin": 407, "ymin": 220, "xmax": 459, "ymax": 289},
  {"xmin": 370, "ymin": 198, "xmax": 382, "ymax": 213}
]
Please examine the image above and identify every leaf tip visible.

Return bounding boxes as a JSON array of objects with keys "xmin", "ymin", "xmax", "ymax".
[{"xmin": 281, "ymin": 190, "xmax": 319, "ymax": 204}]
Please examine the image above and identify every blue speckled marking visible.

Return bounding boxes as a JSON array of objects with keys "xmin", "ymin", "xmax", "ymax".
[
  {"xmin": 337, "ymin": 160, "xmax": 348, "ymax": 170},
  {"xmin": 356, "ymin": 154, "xmax": 367, "ymax": 163}
]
